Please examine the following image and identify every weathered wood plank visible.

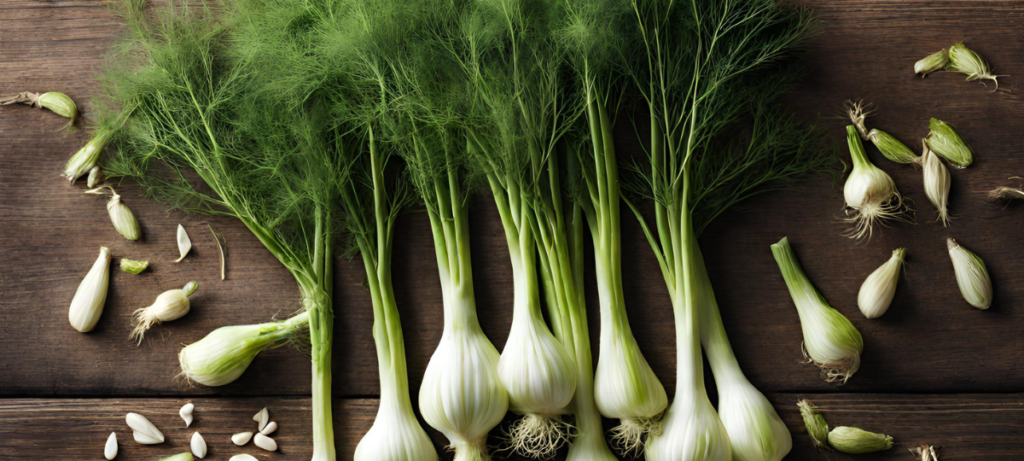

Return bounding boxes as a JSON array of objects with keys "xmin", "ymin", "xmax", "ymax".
[
  {"xmin": 1, "ymin": 0, "xmax": 1023, "ymax": 400},
  {"xmin": 0, "ymin": 395, "xmax": 1021, "ymax": 460}
]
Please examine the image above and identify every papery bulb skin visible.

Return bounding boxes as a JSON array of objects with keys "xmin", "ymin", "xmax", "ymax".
[
  {"xmin": 419, "ymin": 323, "xmax": 508, "ymax": 461},
  {"xmin": 646, "ymin": 393, "xmax": 732, "ymax": 461},
  {"xmin": 594, "ymin": 330, "xmax": 668, "ymax": 453},
  {"xmin": 498, "ymin": 315, "xmax": 577, "ymax": 458},
  {"xmin": 355, "ymin": 396, "xmax": 438, "ymax": 461},
  {"xmin": 717, "ymin": 380, "xmax": 791, "ymax": 461},
  {"xmin": 857, "ymin": 248, "xmax": 905, "ymax": 319}
]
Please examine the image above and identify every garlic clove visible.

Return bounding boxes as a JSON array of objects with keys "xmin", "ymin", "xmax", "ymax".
[
  {"xmin": 232, "ymin": 431, "xmax": 253, "ymax": 446},
  {"xmin": 125, "ymin": 413, "xmax": 164, "ymax": 444},
  {"xmin": 180, "ymin": 402, "xmax": 195, "ymax": 427},
  {"xmin": 190, "ymin": 432, "xmax": 207, "ymax": 459},
  {"xmin": 253, "ymin": 407, "xmax": 269, "ymax": 432},
  {"xmin": 104, "ymin": 432, "xmax": 118, "ymax": 460},
  {"xmin": 133, "ymin": 431, "xmax": 164, "ymax": 445},
  {"xmin": 253, "ymin": 433, "xmax": 277, "ymax": 452},
  {"xmin": 158, "ymin": 454, "xmax": 194, "ymax": 461},
  {"xmin": 175, "ymin": 224, "xmax": 192, "ymax": 262},
  {"xmin": 229, "ymin": 455, "xmax": 258, "ymax": 461},
  {"xmin": 260, "ymin": 420, "xmax": 277, "ymax": 435}
]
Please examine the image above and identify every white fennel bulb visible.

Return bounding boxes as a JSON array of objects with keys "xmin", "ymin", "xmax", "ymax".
[
  {"xmin": 131, "ymin": 281, "xmax": 197, "ymax": 343},
  {"xmin": 842, "ymin": 125, "xmax": 908, "ymax": 240},
  {"xmin": 947, "ymin": 238, "xmax": 993, "ymax": 309},
  {"xmin": 419, "ymin": 313, "xmax": 508, "ymax": 461},
  {"xmin": 355, "ymin": 394, "xmax": 438, "ymax": 461},
  {"xmin": 68, "ymin": 246, "xmax": 111, "ymax": 332},
  {"xmin": 498, "ymin": 310, "xmax": 576, "ymax": 456},
  {"xmin": 772, "ymin": 237, "xmax": 864, "ymax": 384},
  {"xmin": 179, "ymin": 312, "xmax": 310, "ymax": 386},
  {"xmin": 857, "ymin": 248, "xmax": 905, "ymax": 319},
  {"xmin": 497, "ymin": 239, "xmax": 577, "ymax": 457},
  {"xmin": 646, "ymin": 392, "xmax": 732, "ymax": 461}
]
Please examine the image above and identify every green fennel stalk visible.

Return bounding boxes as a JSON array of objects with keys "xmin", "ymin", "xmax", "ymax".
[
  {"xmin": 558, "ymin": 0, "xmax": 668, "ymax": 452},
  {"xmin": 624, "ymin": 0, "xmax": 833, "ymax": 460},
  {"xmin": 97, "ymin": 2, "xmax": 341, "ymax": 458}
]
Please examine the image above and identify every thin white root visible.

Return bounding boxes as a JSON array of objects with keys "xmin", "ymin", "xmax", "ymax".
[
  {"xmin": 842, "ymin": 192, "xmax": 913, "ymax": 241},
  {"xmin": 802, "ymin": 342, "xmax": 860, "ymax": 385},
  {"xmin": 910, "ymin": 444, "xmax": 940, "ymax": 461},
  {"xmin": 503, "ymin": 414, "xmax": 574, "ymax": 459},
  {"xmin": 609, "ymin": 416, "xmax": 661, "ymax": 457},
  {"xmin": 130, "ymin": 307, "xmax": 158, "ymax": 344}
]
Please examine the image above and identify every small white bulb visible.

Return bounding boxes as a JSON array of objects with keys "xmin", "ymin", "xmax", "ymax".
[
  {"xmin": 130, "ymin": 281, "xmax": 197, "ymax": 343},
  {"xmin": 857, "ymin": 248, "xmax": 906, "ymax": 319},
  {"xmin": 260, "ymin": 421, "xmax": 277, "ymax": 435},
  {"xmin": 947, "ymin": 239, "xmax": 993, "ymax": 309},
  {"xmin": 190, "ymin": 432, "xmax": 207, "ymax": 459},
  {"xmin": 68, "ymin": 247, "xmax": 111, "ymax": 332}
]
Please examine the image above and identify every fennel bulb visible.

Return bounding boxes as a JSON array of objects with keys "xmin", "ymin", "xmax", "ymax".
[
  {"xmin": 772, "ymin": 237, "xmax": 864, "ymax": 384},
  {"xmin": 947, "ymin": 239, "xmax": 993, "ymax": 309},
  {"xmin": 131, "ymin": 281, "xmax": 198, "ymax": 343},
  {"xmin": 946, "ymin": 42, "xmax": 1003, "ymax": 90},
  {"xmin": 179, "ymin": 313, "xmax": 310, "ymax": 386},
  {"xmin": 68, "ymin": 246, "xmax": 111, "ymax": 333},
  {"xmin": 921, "ymin": 145, "xmax": 952, "ymax": 226},
  {"xmin": 857, "ymin": 248, "xmax": 905, "ymax": 319},
  {"xmin": 914, "ymin": 49, "xmax": 949, "ymax": 77},
  {"xmin": 827, "ymin": 426, "xmax": 893, "ymax": 454},
  {"xmin": 843, "ymin": 125, "xmax": 908, "ymax": 240},
  {"xmin": 625, "ymin": 0, "xmax": 824, "ymax": 458},
  {"xmin": 925, "ymin": 118, "xmax": 974, "ymax": 169}
]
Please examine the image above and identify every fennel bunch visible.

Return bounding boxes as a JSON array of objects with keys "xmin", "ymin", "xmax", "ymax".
[
  {"xmin": 97, "ymin": 1, "xmax": 343, "ymax": 457},
  {"xmin": 624, "ymin": 0, "xmax": 833, "ymax": 459}
]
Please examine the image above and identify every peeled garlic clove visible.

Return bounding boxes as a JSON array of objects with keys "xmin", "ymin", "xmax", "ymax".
[
  {"xmin": 229, "ymin": 455, "xmax": 258, "ymax": 461},
  {"xmin": 232, "ymin": 431, "xmax": 253, "ymax": 446},
  {"xmin": 190, "ymin": 432, "xmax": 207, "ymax": 459},
  {"xmin": 180, "ymin": 402, "xmax": 194, "ymax": 427},
  {"xmin": 260, "ymin": 420, "xmax": 277, "ymax": 435},
  {"xmin": 68, "ymin": 246, "xmax": 111, "ymax": 333},
  {"xmin": 175, "ymin": 224, "xmax": 192, "ymax": 262},
  {"xmin": 130, "ymin": 282, "xmax": 197, "ymax": 344},
  {"xmin": 254, "ymin": 433, "xmax": 277, "ymax": 452},
  {"xmin": 104, "ymin": 432, "xmax": 118, "ymax": 460},
  {"xmin": 133, "ymin": 431, "xmax": 164, "ymax": 445},
  {"xmin": 947, "ymin": 239, "xmax": 993, "ymax": 309},
  {"xmin": 159, "ymin": 453, "xmax": 194, "ymax": 461},
  {"xmin": 253, "ymin": 407, "xmax": 269, "ymax": 432},
  {"xmin": 125, "ymin": 413, "xmax": 164, "ymax": 444}
]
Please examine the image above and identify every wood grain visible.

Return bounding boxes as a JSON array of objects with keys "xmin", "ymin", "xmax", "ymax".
[
  {"xmin": 0, "ymin": 395, "xmax": 1021, "ymax": 460},
  {"xmin": 1, "ymin": 0, "xmax": 1023, "ymax": 459}
]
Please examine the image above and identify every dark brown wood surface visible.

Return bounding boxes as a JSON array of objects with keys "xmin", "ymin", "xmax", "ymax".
[{"xmin": 1, "ymin": 0, "xmax": 1022, "ymax": 459}]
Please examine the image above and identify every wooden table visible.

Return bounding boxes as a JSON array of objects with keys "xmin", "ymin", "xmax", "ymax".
[{"xmin": 1, "ymin": 0, "xmax": 1022, "ymax": 459}]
